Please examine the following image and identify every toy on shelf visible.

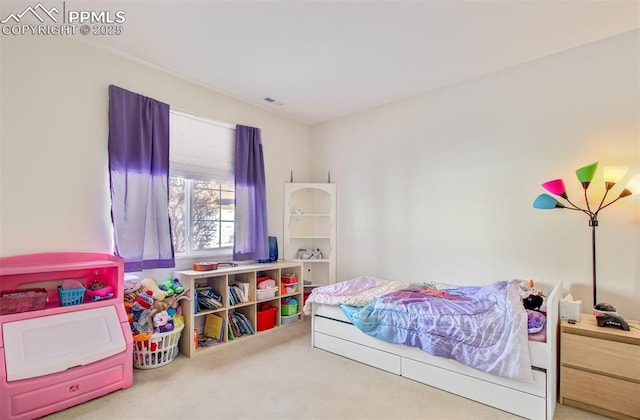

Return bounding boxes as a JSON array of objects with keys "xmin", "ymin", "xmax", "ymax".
[
  {"xmin": 57, "ymin": 279, "xmax": 86, "ymax": 306},
  {"xmin": 86, "ymin": 274, "xmax": 114, "ymax": 302},
  {"xmin": 158, "ymin": 278, "xmax": 185, "ymax": 297}
]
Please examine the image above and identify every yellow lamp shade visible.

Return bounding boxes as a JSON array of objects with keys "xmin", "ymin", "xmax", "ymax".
[{"xmin": 603, "ymin": 165, "xmax": 628, "ymax": 189}]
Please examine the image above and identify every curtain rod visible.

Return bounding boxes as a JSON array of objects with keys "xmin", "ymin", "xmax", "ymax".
[{"xmin": 170, "ymin": 109, "xmax": 236, "ymax": 131}]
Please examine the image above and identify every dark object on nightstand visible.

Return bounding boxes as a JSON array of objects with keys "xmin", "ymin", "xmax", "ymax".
[
  {"xmin": 593, "ymin": 302, "xmax": 617, "ymax": 314},
  {"xmin": 592, "ymin": 302, "xmax": 630, "ymax": 331},
  {"xmin": 596, "ymin": 314, "xmax": 630, "ymax": 331}
]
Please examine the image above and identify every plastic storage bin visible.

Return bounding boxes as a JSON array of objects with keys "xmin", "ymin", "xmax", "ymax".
[
  {"xmin": 57, "ymin": 286, "xmax": 86, "ymax": 306},
  {"xmin": 281, "ymin": 274, "xmax": 297, "ymax": 284},
  {"xmin": 256, "ymin": 287, "xmax": 278, "ymax": 300},
  {"xmin": 281, "ymin": 303, "xmax": 298, "ymax": 316},
  {"xmin": 281, "ymin": 314, "xmax": 298, "ymax": 325},
  {"xmin": 133, "ymin": 324, "xmax": 184, "ymax": 369},
  {"xmin": 256, "ymin": 306, "xmax": 278, "ymax": 331},
  {"xmin": 284, "ymin": 282, "xmax": 298, "ymax": 294}
]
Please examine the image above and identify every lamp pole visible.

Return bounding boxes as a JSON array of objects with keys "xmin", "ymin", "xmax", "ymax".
[{"xmin": 589, "ymin": 217, "xmax": 598, "ymax": 306}]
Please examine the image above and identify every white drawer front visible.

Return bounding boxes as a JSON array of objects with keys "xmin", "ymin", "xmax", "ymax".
[
  {"xmin": 314, "ymin": 331, "xmax": 402, "ymax": 375},
  {"xmin": 403, "ymin": 358, "xmax": 546, "ymax": 419}
]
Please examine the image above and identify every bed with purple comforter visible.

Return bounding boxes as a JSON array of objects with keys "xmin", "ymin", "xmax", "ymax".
[
  {"xmin": 307, "ymin": 276, "xmax": 562, "ymax": 419},
  {"xmin": 340, "ymin": 280, "xmax": 533, "ymax": 381}
]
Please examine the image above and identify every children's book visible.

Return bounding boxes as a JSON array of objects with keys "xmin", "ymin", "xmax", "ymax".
[{"xmin": 204, "ymin": 313, "xmax": 225, "ymax": 341}]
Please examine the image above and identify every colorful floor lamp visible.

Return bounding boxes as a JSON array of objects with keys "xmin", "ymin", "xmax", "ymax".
[{"xmin": 533, "ymin": 162, "xmax": 640, "ymax": 307}]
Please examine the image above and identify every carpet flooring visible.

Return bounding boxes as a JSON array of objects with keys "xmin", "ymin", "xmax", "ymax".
[{"xmin": 45, "ymin": 318, "xmax": 606, "ymax": 420}]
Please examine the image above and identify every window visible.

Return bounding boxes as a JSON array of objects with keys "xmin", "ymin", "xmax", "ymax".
[{"xmin": 169, "ymin": 111, "xmax": 235, "ymax": 257}]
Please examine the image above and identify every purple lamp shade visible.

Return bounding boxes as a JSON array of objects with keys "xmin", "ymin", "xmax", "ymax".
[
  {"xmin": 533, "ymin": 194, "xmax": 566, "ymax": 209},
  {"xmin": 541, "ymin": 179, "xmax": 567, "ymax": 198}
]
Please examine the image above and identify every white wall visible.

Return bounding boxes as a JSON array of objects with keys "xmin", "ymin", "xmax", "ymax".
[
  {"xmin": 2, "ymin": 30, "xmax": 638, "ymax": 320},
  {"xmin": 311, "ymin": 30, "xmax": 640, "ymax": 320},
  {"xmin": 0, "ymin": 35, "xmax": 312, "ymax": 261}
]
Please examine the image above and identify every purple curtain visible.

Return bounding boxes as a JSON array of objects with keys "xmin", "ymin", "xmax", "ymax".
[
  {"xmin": 108, "ymin": 85, "xmax": 174, "ymax": 272},
  {"xmin": 234, "ymin": 125, "xmax": 269, "ymax": 261}
]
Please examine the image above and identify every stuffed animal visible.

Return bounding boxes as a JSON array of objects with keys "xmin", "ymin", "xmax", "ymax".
[
  {"xmin": 153, "ymin": 310, "xmax": 174, "ymax": 333},
  {"xmin": 124, "ymin": 274, "xmax": 144, "ymax": 305},
  {"xmin": 165, "ymin": 289, "xmax": 190, "ymax": 317},
  {"xmin": 127, "ymin": 290, "xmax": 156, "ymax": 334},
  {"xmin": 130, "ymin": 302, "xmax": 155, "ymax": 334},
  {"xmin": 521, "ymin": 279, "xmax": 547, "ymax": 312},
  {"xmin": 162, "ymin": 278, "xmax": 185, "ymax": 295},
  {"xmin": 526, "ymin": 309, "xmax": 547, "ymax": 334},
  {"xmin": 124, "ymin": 301, "xmax": 134, "ymax": 325},
  {"xmin": 142, "ymin": 278, "xmax": 167, "ymax": 301},
  {"xmin": 135, "ymin": 289, "xmax": 154, "ymax": 309}
]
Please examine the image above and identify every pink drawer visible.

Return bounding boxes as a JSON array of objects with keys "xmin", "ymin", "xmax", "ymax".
[
  {"xmin": 1, "ymin": 339, "xmax": 133, "ymax": 420},
  {"xmin": 11, "ymin": 364, "xmax": 126, "ymax": 417}
]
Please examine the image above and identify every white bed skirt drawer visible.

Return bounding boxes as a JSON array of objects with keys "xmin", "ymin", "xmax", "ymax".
[
  {"xmin": 401, "ymin": 346, "xmax": 546, "ymax": 397},
  {"xmin": 314, "ymin": 315, "xmax": 408, "ymax": 355},
  {"xmin": 314, "ymin": 332, "xmax": 401, "ymax": 374},
  {"xmin": 402, "ymin": 358, "xmax": 546, "ymax": 420}
]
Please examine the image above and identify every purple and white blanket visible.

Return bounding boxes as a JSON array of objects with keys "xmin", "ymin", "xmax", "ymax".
[
  {"xmin": 306, "ymin": 277, "xmax": 534, "ymax": 382},
  {"xmin": 302, "ymin": 276, "xmax": 409, "ymax": 315},
  {"xmin": 340, "ymin": 280, "xmax": 533, "ymax": 381}
]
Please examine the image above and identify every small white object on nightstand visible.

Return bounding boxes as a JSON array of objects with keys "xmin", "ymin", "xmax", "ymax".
[{"xmin": 560, "ymin": 293, "xmax": 581, "ymax": 321}]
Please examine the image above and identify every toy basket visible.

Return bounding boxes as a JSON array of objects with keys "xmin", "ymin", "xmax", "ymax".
[
  {"xmin": 0, "ymin": 288, "xmax": 48, "ymax": 315},
  {"xmin": 133, "ymin": 324, "xmax": 184, "ymax": 369},
  {"xmin": 57, "ymin": 286, "xmax": 86, "ymax": 306},
  {"xmin": 281, "ymin": 303, "xmax": 298, "ymax": 316}
]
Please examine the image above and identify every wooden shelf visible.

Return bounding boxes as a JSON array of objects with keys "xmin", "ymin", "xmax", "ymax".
[
  {"xmin": 283, "ymin": 183, "xmax": 336, "ymax": 286},
  {"xmin": 175, "ymin": 261, "xmax": 303, "ymax": 358}
]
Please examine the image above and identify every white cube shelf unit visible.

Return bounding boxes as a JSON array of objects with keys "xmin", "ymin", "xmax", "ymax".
[{"xmin": 174, "ymin": 261, "xmax": 302, "ymax": 358}]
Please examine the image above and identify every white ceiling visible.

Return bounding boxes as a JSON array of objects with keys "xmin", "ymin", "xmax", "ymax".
[{"xmin": 80, "ymin": 1, "xmax": 639, "ymax": 125}]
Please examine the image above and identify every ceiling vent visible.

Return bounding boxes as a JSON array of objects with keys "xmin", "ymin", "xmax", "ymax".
[{"xmin": 263, "ymin": 97, "xmax": 283, "ymax": 106}]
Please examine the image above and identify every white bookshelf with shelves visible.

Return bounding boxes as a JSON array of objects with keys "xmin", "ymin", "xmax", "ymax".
[{"xmin": 283, "ymin": 183, "xmax": 336, "ymax": 289}]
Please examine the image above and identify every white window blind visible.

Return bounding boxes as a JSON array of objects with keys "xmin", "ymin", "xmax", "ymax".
[{"xmin": 169, "ymin": 111, "xmax": 235, "ymax": 184}]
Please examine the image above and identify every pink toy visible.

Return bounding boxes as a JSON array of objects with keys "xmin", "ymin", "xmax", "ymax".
[
  {"xmin": 0, "ymin": 252, "xmax": 133, "ymax": 420},
  {"xmin": 86, "ymin": 275, "xmax": 114, "ymax": 302}
]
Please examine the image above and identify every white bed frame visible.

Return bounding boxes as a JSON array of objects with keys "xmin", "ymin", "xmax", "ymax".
[{"xmin": 311, "ymin": 282, "xmax": 562, "ymax": 420}]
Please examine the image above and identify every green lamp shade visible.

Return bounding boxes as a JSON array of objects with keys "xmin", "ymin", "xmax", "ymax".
[
  {"xmin": 533, "ymin": 194, "xmax": 565, "ymax": 209},
  {"xmin": 575, "ymin": 162, "xmax": 598, "ymax": 189}
]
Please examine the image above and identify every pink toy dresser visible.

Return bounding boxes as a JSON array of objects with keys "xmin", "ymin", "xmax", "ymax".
[{"xmin": 0, "ymin": 253, "xmax": 133, "ymax": 420}]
